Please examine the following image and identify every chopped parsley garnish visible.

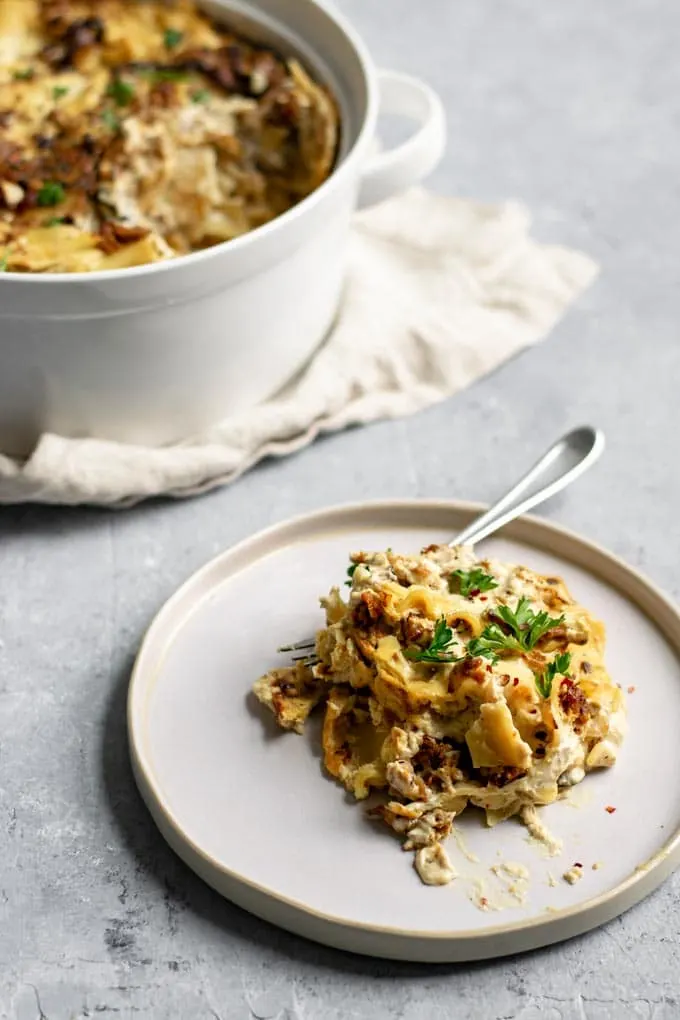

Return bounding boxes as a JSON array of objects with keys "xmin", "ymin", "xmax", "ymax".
[
  {"xmin": 52, "ymin": 86, "xmax": 70, "ymax": 100},
  {"xmin": 467, "ymin": 597, "xmax": 564, "ymax": 662},
  {"xmin": 449, "ymin": 567, "xmax": 498, "ymax": 598},
  {"xmin": 534, "ymin": 652, "xmax": 571, "ymax": 699},
  {"xmin": 36, "ymin": 182, "xmax": 65, "ymax": 208},
  {"xmin": 404, "ymin": 616, "xmax": 463, "ymax": 664},
  {"xmin": 164, "ymin": 28, "xmax": 184, "ymax": 49},
  {"xmin": 345, "ymin": 562, "xmax": 358, "ymax": 587},
  {"xmin": 45, "ymin": 216, "xmax": 68, "ymax": 227},
  {"xmin": 0, "ymin": 254, "xmax": 8, "ymax": 272},
  {"xmin": 101, "ymin": 109, "xmax": 121, "ymax": 132},
  {"xmin": 12, "ymin": 68, "xmax": 34, "ymax": 81},
  {"xmin": 107, "ymin": 78, "xmax": 135, "ymax": 107},
  {"xmin": 190, "ymin": 88, "xmax": 210, "ymax": 103}
]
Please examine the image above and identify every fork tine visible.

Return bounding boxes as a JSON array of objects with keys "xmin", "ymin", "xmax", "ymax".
[{"xmin": 278, "ymin": 640, "xmax": 315, "ymax": 652}]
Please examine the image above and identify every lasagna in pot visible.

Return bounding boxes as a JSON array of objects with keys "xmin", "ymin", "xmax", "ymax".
[
  {"xmin": 254, "ymin": 544, "xmax": 626, "ymax": 886},
  {"xmin": 0, "ymin": 0, "xmax": 339, "ymax": 273}
]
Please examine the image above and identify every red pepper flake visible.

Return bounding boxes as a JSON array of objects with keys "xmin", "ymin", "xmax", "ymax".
[
  {"xmin": 479, "ymin": 596, "xmax": 488, "ymax": 602},
  {"xmin": 479, "ymin": 896, "xmax": 488, "ymax": 907},
  {"xmin": 627, "ymin": 685, "xmax": 636, "ymax": 694},
  {"xmin": 605, "ymin": 805, "xmax": 616, "ymax": 814},
  {"xmin": 470, "ymin": 588, "xmax": 481, "ymax": 598},
  {"xmin": 574, "ymin": 862, "xmax": 583, "ymax": 868},
  {"xmin": 513, "ymin": 677, "xmax": 519, "ymax": 686}
]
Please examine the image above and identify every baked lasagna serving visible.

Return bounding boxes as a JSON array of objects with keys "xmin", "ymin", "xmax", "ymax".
[
  {"xmin": 254, "ymin": 545, "xmax": 627, "ymax": 886},
  {"xmin": 0, "ymin": 0, "xmax": 338, "ymax": 273}
]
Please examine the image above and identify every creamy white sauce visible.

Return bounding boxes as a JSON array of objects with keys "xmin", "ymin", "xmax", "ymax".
[
  {"xmin": 490, "ymin": 862, "xmax": 530, "ymax": 905},
  {"xmin": 452, "ymin": 826, "xmax": 480, "ymax": 864},
  {"xmin": 521, "ymin": 805, "xmax": 563, "ymax": 858},
  {"xmin": 468, "ymin": 861, "xmax": 530, "ymax": 912},
  {"xmin": 497, "ymin": 861, "xmax": 530, "ymax": 879},
  {"xmin": 415, "ymin": 844, "xmax": 456, "ymax": 886}
]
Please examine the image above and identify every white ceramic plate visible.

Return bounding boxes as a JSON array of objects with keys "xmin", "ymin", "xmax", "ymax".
[{"xmin": 128, "ymin": 501, "xmax": 680, "ymax": 962}]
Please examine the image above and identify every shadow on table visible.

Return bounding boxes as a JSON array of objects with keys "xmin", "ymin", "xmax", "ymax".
[
  {"xmin": 0, "ymin": 493, "xmax": 179, "ymax": 539},
  {"xmin": 102, "ymin": 655, "xmax": 521, "ymax": 978}
]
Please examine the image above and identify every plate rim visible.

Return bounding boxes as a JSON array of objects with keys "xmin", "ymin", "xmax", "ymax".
[{"xmin": 128, "ymin": 499, "xmax": 680, "ymax": 960}]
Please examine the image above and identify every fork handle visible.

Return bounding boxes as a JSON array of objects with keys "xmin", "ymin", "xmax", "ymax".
[{"xmin": 451, "ymin": 426, "xmax": 605, "ymax": 548}]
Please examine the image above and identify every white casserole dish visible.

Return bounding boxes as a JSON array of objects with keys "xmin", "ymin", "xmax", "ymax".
[{"xmin": 0, "ymin": 0, "xmax": 446, "ymax": 456}]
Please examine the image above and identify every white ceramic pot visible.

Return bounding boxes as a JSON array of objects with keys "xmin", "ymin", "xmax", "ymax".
[{"xmin": 0, "ymin": 0, "xmax": 446, "ymax": 456}]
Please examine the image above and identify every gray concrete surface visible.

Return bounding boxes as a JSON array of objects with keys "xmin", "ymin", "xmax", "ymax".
[{"xmin": 2, "ymin": 0, "xmax": 680, "ymax": 1016}]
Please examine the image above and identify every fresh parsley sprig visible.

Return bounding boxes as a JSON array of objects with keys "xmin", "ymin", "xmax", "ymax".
[
  {"xmin": 497, "ymin": 598, "xmax": 565, "ymax": 649},
  {"xmin": 534, "ymin": 652, "xmax": 571, "ymax": 699},
  {"xmin": 405, "ymin": 616, "xmax": 463, "ymax": 664},
  {"xmin": 468, "ymin": 623, "xmax": 520, "ymax": 661},
  {"xmin": 164, "ymin": 28, "xmax": 184, "ymax": 50},
  {"xmin": 449, "ymin": 567, "xmax": 498, "ymax": 598},
  {"xmin": 467, "ymin": 597, "xmax": 564, "ymax": 662},
  {"xmin": 36, "ymin": 182, "xmax": 65, "ymax": 207},
  {"xmin": 344, "ymin": 562, "xmax": 358, "ymax": 587},
  {"xmin": 107, "ymin": 78, "xmax": 135, "ymax": 107}
]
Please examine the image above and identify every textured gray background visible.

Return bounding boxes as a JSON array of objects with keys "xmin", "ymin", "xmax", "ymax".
[{"xmin": 2, "ymin": 0, "xmax": 679, "ymax": 1017}]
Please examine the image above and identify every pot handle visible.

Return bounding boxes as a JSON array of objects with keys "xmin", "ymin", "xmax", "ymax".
[{"xmin": 357, "ymin": 69, "xmax": 447, "ymax": 210}]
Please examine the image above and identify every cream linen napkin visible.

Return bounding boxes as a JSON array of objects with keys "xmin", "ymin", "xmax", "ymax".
[{"xmin": 0, "ymin": 189, "xmax": 597, "ymax": 507}]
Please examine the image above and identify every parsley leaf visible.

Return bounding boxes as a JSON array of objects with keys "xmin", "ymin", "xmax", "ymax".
[
  {"xmin": 45, "ymin": 216, "xmax": 68, "ymax": 227},
  {"xmin": 107, "ymin": 78, "xmax": 135, "ymax": 107},
  {"xmin": 496, "ymin": 597, "xmax": 564, "ymax": 650},
  {"xmin": 36, "ymin": 182, "xmax": 65, "ymax": 207},
  {"xmin": 405, "ymin": 616, "xmax": 463, "ymax": 664},
  {"xmin": 164, "ymin": 28, "xmax": 184, "ymax": 49},
  {"xmin": 468, "ymin": 597, "xmax": 564, "ymax": 662},
  {"xmin": 344, "ymin": 562, "xmax": 359, "ymax": 587},
  {"xmin": 190, "ymin": 88, "xmax": 210, "ymax": 104},
  {"xmin": 449, "ymin": 567, "xmax": 498, "ymax": 598},
  {"xmin": 52, "ymin": 85, "xmax": 69, "ymax": 100},
  {"xmin": 0, "ymin": 254, "xmax": 8, "ymax": 272},
  {"xmin": 468, "ymin": 623, "xmax": 519, "ymax": 662},
  {"xmin": 534, "ymin": 652, "xmax": 571, "ymax": 699},
  {"xmin": 496, "ymin": 597, "xmax": 564, "ymax": 651},
  {"xmin": 13, "ymin": 68, "xmax": 34, "ymax": 81}
]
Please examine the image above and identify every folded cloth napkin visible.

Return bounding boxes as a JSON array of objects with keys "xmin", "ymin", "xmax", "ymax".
[{"xmin": 0, "ymin": 188, "xmax": 597, "ymax": 508}]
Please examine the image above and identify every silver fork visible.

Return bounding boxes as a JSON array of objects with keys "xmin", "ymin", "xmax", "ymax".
[{"xmin": 281, "ymin": 425, "xmax": 605, "ymax": 659}]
